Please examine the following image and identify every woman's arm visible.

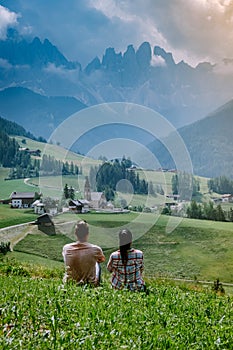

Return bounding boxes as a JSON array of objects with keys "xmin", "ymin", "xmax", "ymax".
[{"xmin": 107, "ymin": 254, "xmax": 113, "ymax": 272}]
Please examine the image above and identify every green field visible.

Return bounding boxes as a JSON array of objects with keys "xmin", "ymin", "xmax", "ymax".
[
  {"xmin": 0, "ymin": 274, "xmax": 232, "ymax": 349},
  {"xmin": 26, "ymin": 175, "xmax": 86, "ymax": 199},
  {"xmin": 0, "ymin": 136, "xmax": 101, "ymax": 199},
  {"xmin": 3, "ymin": 212, "xmax": 232, "ymax": 284},
  {"xmin": 1, "ymin": 209, "xmax": 233, "ymax": 349},
  {"xmin": 1, "ymin": 138, "xmax": 233, "ymax": 348},
  {"xmin": 15, "ymin": 136, "xmax": 100, "ymax": 174},
  {"xmin": 0, "ymin": 205, "xmax": 37, "ymax": 229},
  {"xmin": 0, "ymin": 168, "xmax": 35, "ymax": 200},
  {"xmin": 2, "ymin": 136, "xmax": 216, "ymax": 207}
]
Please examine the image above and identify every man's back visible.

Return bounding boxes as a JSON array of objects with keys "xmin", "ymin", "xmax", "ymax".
[{"xmin": 62, "ymin": 241, "xmax": 104, "ymax": 284}]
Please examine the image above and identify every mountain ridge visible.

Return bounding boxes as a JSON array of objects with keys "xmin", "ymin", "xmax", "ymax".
[
  {"xmin": 149, "ymin": 99, "xmax": 233, "ymax": 178},
  {"xmin": 1, "ymin": 31, "xmax": 233, "ymax": 177},
  {"xmin": 0, "ymin": 87, "xmax": 86, "ymax": 139},
  {"xmin": 1, "ymin": 32, "xmax": 233, "ymax": 128}
]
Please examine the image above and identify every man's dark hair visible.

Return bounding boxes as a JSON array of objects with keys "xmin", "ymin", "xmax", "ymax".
[{"xmin": 119, "ymin": 229, "xmax": 132, "ymax": 265}]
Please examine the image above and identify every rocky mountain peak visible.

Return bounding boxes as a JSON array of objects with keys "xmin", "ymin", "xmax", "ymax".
[
  {"xmin": 136, "ymin": 42, "xmax": 152, "ymax": 70},
  {"xmin": 154, "ymin": 46, "xmax": 175, "ymax": 66},
  {"xmin": 84, "ymin": 56, "xmax": 101, "ymax": 75},
  {"xmin": 0, "ymin": 33, "xmax": 79, "ymax": 69},
  {"xmin": 102, "ymin": 47, "xmax": 122, "ymax": 71}
]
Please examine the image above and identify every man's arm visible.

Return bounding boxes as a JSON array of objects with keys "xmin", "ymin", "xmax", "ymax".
[{"xmin": 96, "ymin": 247, "xmax": 105, "ymax": 263}]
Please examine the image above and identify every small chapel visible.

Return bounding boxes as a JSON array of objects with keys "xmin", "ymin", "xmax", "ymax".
[{"xmin": 84, "ymin": 176, "xmax": 107, "ymax": 209}]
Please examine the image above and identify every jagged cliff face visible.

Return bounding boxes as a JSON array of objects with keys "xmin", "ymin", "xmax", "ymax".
[
  {"xmin": 1, "ymin": 31, "xmax": 233, "ymax": 177},
  {"xmin": 1, "ymin": 30, "xmax": 233, "ymax": 129},
  {"xmin": 0, "ymin": 30, "xmax": 79, "ymax": 69}
]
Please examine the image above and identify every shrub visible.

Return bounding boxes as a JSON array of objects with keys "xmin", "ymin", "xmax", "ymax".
[
  {"xmin": 212, "ymin": 278, "xmax": 225, "ymax": 295},
  {"xmin": 0, "ymin": 241, "xmax": 11, "ymax": 255}
]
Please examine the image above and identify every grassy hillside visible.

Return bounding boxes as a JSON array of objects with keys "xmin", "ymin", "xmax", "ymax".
[
  {"xmin": 7, "ymin": 212, "xmax": 233, "ymax": 283},
  {"xmin": 15, "ymin": 136, "xmax": 99, "ymax": 173},
  {"xmin": 0, "ymin": 136, "xmax": 100, "ymax": 199},
  {"xmin": 0, "ymin": 168, "xmax": 35, "ymax": 200},
  {"xmin": 0, "ymin": 205, "xmax": 36, "ymax": 228},
  {"xmin": 1, "ymin": 212, "xmax": 233, "ymax": 348},
  {"xmin": 0, "ymin": 274, "xmax": 232, "ymax": 349},
  {"xmin": 2, "ymin": 136, "xmax": 213, "ymax": 203}
]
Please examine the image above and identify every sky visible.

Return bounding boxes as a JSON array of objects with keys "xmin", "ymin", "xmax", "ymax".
[{"xmin": 0, "ymin": 0, "xmax": 233, "ymax": 68}]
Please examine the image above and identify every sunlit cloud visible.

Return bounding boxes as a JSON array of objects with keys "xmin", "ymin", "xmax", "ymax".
[
  {"xmin": 151, "ymin": 55, "xmax": 166, "ymax": 67},
  {"xmin": 90, "ymin": 0, "xmax": 233, "ymax": 66},
  {"xmin": 0, "ymin": 5, "xmax": 19, "ymax": 39},
  {"xmin": 2, "ymin": 0, "xmax": 233, "ymax": 67}
]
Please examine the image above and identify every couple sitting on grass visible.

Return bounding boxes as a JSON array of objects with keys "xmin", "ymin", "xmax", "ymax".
[{"xmin": 62, "ymin": 220, "xmax": 145, "ymax": 292}]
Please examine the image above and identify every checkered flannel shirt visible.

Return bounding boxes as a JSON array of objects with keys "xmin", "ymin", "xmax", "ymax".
[{"xmin": 107, "ymin": 248, "xmax": 145, "ymax": 290}]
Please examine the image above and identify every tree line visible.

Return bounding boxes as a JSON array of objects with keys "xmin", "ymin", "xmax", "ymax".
[
  {"xmin": 0, "ymin": 116, "xmax": 46, "ymax": 142},
  {"xmin": 0, "ymin": 130, "xmax": 19, "ymax": 167},
  {"xmin": 171, "ymin": 172, "xmax": 200, "ymax": 199},
  {"xmin": 186, "ymin": 200, "xmax": 233, "ymax": 222},
  {"xmin": 7, "ymin": 153, "xmax": 82, "ymax": 179},
  {"xmin": 208, "ymin": 176, "xmax": 233, "ymax": 194},
  {"xmin": 39, "ymin": 155, "xmax": 81, "ymax": 176},
  {"xmin": 88, "ymin": 157, "xmax": 151, "ymax": 201}
]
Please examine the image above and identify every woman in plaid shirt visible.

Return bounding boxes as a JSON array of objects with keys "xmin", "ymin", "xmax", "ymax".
[{"xmin": 107, "ymin": 228, "xmax": 145, "ymax": 291}]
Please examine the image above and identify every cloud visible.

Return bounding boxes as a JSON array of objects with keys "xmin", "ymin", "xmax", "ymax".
[
  {"xmin": 151, "ymin": 55, "xmax": 166, "ymax": 67},
  {"xmin": 213, "ymin": 59, "xmax": 233, "ymax": 74},
  {"xmin": 0, "ymin": 58, "xmax": 12, "ymax": 69},
  {"xmin": 0, "ymin": 5, "xmax": 19, "ymax": 39},
  {"xmin": 2, "ymin": 0, "xmax": 233, "ymax": 68},
  {"xmin": 43, "ymin": 63, "xmax": 81, "ymax": 83},
  {"xmin": 91, "ymin": 0, "xmax": 233, "ymax": 66}
]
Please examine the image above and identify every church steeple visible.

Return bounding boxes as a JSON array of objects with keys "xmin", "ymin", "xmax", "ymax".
[{"xmin": 84, "ymin": 176, "xmax": 91, "ymax": 201}]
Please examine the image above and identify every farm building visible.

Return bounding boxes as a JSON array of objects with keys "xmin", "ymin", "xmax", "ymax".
[
  {"xmin": 221, "ymin": 194, "xmax": 233, "ymax": 203},
  {"xmin": 32, "ymin": 200, "xmax": 45, "ymax": 215},
  {"xmin": 69, "ymin": 199, "xmax": 90, "ymax": 213},
  {"xmin": 10, "ymin": 192, "xmax": 35, "ymax": 208},
  {"xmin": 33, "ymin": 213, "xmax": 56, "ymax": 235},
  {"xmin": 19, "ymin": 147, "xmax": 41, "ymax": 156}
]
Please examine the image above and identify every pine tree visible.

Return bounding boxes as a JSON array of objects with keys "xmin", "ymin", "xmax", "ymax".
[
  {"xmin": 228, "ymin": 207, "xmax": 233, "ymax": 222},
  {"xmin": 69, "ymin": 186, "xmax": 75, "ymax": 200},
  {"xmin": 70, "ymin": 161, "xmax": 74, "ymax": 175},
  {"xmin": 172, "ymin": 174, "xmax": 178, "ymax": 195},
  {"xmin": 216, "ymin": 204, "xmax": 225, "ymax": 221},
  {"xmin": 63, "ymin": 184, "xmax": 69, "ymax": 199}
]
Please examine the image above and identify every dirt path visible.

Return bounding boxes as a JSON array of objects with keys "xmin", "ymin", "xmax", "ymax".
[{"xmin": 24, "ymin": 178, "xmax": 37, "ymax": 187}]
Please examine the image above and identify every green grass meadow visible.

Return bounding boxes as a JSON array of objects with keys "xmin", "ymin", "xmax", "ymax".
[
  {"xmin": 1, "ymin": 207, "xmax": 233, "ymax": 349},
  {"xmin": 0, "ymin": 205, "xmax": 37, "ymax": 229},
  {"xmin": 15, "ymin": 136, "xmax": 100, "ymax": 174},
  {"xmin": 1, "ymin": 139, "xmax": 233, "ymax": 348},
  {"xmin": 0, "ymin": 274, "xmax": 232, "ymax": 349},
  {"xmin": 0, "ymin": 168, "xmax": 34, "ymax": 200},
  {"xmin": 2, "ymin": 212, "xmax": 232, "ymax": 284}
]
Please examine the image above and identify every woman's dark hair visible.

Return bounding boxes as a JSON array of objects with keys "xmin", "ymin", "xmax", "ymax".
[{"xmin": 119, "ymin": 229, "xmax": 132, "ymax": 264}]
